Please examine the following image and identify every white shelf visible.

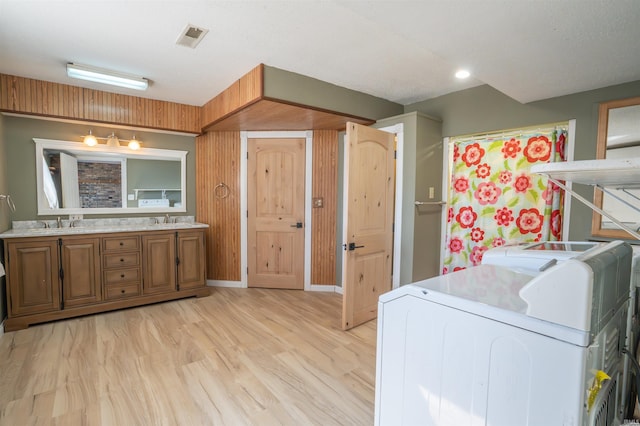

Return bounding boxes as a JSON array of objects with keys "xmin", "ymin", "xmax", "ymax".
[
  {"xmin": 531, "ymin": 158, "xmax": 640, "ymax": 188},
  {"xmin": 531, "ymin": 157, "xmax": 640, "ymax": 240},
  {"xmin": 133, "ymin": 188, "xmax": 181, "ymax": 200}
]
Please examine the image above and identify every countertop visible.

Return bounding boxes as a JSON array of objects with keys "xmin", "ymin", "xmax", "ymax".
[{"xmin": 0, "ymin": 217, "xmax": 208, "ymax": 239}]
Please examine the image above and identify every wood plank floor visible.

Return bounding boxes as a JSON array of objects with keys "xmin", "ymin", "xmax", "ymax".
[{"xmin": 0, "ymin": 288, "xmax": 377, "ymax": 425}]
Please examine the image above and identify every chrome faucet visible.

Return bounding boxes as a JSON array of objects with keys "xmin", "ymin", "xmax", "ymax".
[
  {"xmin": 57, "ymin": 217, "xmax": 62, "ymax": 228},
  {"xmin": 153, "ymin": 217, "xmax": 160, "ymax": 225},
  {"xmin": 164, "ymin": 214, "xmax": 170, "ymax": 224},
  {"xmin": 41, "ymin": 221, "xmax": 50, "ymax": 229}
]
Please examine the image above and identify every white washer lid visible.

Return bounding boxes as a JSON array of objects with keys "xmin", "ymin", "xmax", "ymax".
[{"xmin": 380, "ymin": 265, "xmax": 590, "ymax": 347}]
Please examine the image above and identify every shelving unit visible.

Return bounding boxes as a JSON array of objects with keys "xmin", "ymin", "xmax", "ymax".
[
  {"xmin": 531, "ymin": 157, "xmax": 640, "ymax": 240},
  {"xmin": 133, "ymin": 188, "xmax": 181, "ymax": 200}
]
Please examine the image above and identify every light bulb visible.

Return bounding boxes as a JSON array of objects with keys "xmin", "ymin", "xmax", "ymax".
[
  {"xmin": 128, "ymin": 136, "xmax": 141, "ymax": 150},
  {"xmin": 83, "ymin": 130, "xmax": 98, "ymax": 147}
]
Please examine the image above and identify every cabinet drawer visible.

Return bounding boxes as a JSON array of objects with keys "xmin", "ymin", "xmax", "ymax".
[
  {"xmin": 103, "ymin": 236, "xmax": 140, "ymax": 252},
  {"xmin": 104, "ymin": 282, "xmax": 140, "ymax": 300},
  {"xmin": 104, "ymin": 268, "xmax": 141, "ymax": 285},
  {"xmin": 103, "ymin": 253, "xmax": 140, "ymax": 269}
]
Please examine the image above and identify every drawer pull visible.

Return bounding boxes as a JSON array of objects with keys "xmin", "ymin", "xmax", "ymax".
[
  {"xmin": 119, "ymin": 242, "xmax": 124, "ymax": 246},
  {"xmin": 121, "ymin": 289, "xmax": 126, "ymax": 294},
  {"xmin": 120, "ymin": 258, "xmax": 124, "ymax": 262},
  {"xmin": 121, "ymin": 274, "xmax": 125, "ymax": 278}
]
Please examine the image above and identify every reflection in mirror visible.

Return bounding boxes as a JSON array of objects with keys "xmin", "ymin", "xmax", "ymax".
[
  {"xmin": 35, "ymin": 139, "xmax": 187, "ymax": 215},
  {"xmin": 592, "ymin": 97, "xmax": 640, "ymax": 239}
]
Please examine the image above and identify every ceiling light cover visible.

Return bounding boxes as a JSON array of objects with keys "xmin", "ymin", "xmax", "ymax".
[
  {"xmin": 67, "ymin": 63, "xmax": 149, "ymax": 90},
  {"xmin": 455, "ymin": 69, "xmax": 471, "ymax": 79}
]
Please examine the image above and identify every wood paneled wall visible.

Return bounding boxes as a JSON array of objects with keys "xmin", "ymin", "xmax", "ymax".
[
  {"xmin": 196, "ymin": 131, "xmax": 241, "ymax": 281},
  {"xmin": 201, "ymin": 65, "xmax": 263, "ymax": 130},
  {"xmin": 0, "ymin": 74, "xmax": 200, "ymax": 133},
  {"xmin": 311, "ymin": 130, "xmax": 339, "ymax": 285}
]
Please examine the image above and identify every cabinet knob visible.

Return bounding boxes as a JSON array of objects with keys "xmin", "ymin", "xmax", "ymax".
[
  {"xmin": 121, "ymin": 274, "xmax": 125, "ymax": 278},
  {"xmin": 119, "ymin": 242, "xmax": 124, "ymax": 246},
  {"xmin": 120, "ymin": 258, "xmax": 124, "ymax": 262},
  {"xmin": 121, "ymin": 289, "xmax": 125, "ymax": 294}
]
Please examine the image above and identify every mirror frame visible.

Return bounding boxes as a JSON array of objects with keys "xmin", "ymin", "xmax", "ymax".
[
  {"xmin": 591, "ymin": 96, "xmax": 640, "ymax": 239},
  {"xmin": 34, "ymin": 138, "xmax": 187, "ymax": 216}
]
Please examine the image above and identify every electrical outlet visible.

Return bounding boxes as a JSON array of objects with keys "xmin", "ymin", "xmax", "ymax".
[{"xmin": 127, "ymin": 193, "xmax": 135, "ymax": 201}]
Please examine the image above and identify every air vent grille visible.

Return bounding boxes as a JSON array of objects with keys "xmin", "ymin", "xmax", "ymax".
[{"xmin": 176, "ymin": 24, "xmax": 209, "ymax": 49}]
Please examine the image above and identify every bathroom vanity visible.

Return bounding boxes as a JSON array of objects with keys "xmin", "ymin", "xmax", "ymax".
[{"xmin": 1, "ymin": 218, "xmax": 209, "ymax": 331}]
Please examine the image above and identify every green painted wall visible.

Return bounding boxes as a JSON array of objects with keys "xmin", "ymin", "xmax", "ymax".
[
  {"xmin": 0, "ymin": 114, "xmax": 7, "ymax": 321},
  {"xmin": 405, "ymin": 81, "xmax": 640, "ymax": 241},
  {"xmin": 3, "ymin": 115, "xmax": 196, "ymax": 220},
  {"xmin": 264, "ymin": 65, "xmax": 403, "ymax": 120}
]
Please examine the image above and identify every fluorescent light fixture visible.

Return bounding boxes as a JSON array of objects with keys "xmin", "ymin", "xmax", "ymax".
[
  {"xmin": 66, "ymin": 63, "xmax": 149, "ymax": 90},
  {"xmin": 455, "ymin": 69, "xmax": 471, "ymax": 79}
]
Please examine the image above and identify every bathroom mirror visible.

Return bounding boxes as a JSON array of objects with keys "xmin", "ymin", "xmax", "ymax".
[
  {"xmin": 34, "ymin": 138, "xmax": 187, "ymax": 215},
  {"xmin": 591, "ymin": 96, "xmax": 640, "ymax": 239}
]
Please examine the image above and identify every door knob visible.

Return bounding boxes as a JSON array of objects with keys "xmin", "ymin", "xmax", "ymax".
[
  {"xmin": 347, "ymin": 242, "xmax": 365, "ymax": 251},
  {"xmin": 290, "ymin": 222, "xmax": 303, "ymax": 228}
]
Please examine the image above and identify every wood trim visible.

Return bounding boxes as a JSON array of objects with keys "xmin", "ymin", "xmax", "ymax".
[
  {"xmin": 196, "ymin": 131, "xmax": 241, "ymax": 281},
  {"xmin": 311, "ymin": 130, "xmax": 338, "ymax": 285},
  {"xmin": 200, "ymin": 64, "xmax": 264, "ymax": 130},
  {"xmin": 0, "ymin": 73, "xmax": 201, "ymax": 133}
]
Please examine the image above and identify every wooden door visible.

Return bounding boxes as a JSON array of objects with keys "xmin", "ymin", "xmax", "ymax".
[
  {"xmin": 342, "ymin": 123, "xmax": 395, "ymax": 330},
  {"xmin": 61, "ymin": 237, "xmax": 102, "ymax": 307},
  {"xmin": 177, "ymin": 230, "xmax": 206, "ymax": 290},
  {"xmin": 6, "ymin": 239, "xmax": 60, "ymax": 317},
  {"xmin": 142, "ymin": 233, "xmax": 176, "ymax": 294},
  {"xmin": 248, "ymin": 138, "xmax": 305, "ymax": 289}
]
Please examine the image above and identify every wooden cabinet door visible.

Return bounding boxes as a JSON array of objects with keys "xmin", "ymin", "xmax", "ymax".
[
  {"xmin": 61, "ymin": 237, "xmax": 102, "ymax": 308},
  {"xmin": 142, "ymin": 233, "xmax": 176, "ymax": 294},
  {"xmin": 177, "ymin": 230, "xmax": 206, "ymax": 290},
  {"xmin": 6, "ymin": 239, "xmax": 60, "ymax": 317}
]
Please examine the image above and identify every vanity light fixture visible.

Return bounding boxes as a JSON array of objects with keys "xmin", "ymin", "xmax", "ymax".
[
  {"xmin": 66, "ymin": 63, "xmax": 149, "ymax": 91},
  {"xmin": 81, "ymin": 131, "xmax": 142, "ymax": 150},
  {"xmin": 128, "ymin": 135, "xmax": 141, "ymax": 150},
  {"xmin": 106, "ymin": 133, "xmax": 120, "ymax": 148},
  {"xmin": 83, "ymin": 130, "xmax": 98, "ymax": 147}
]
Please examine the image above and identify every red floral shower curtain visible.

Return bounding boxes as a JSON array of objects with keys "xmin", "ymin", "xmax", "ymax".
[{"xmin": 442, "ymin": 127, "xmax": 567, "ymax": 273}]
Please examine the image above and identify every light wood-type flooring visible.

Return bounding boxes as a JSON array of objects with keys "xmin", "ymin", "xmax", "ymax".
[{"xmin": 0, "ymin": 288, "xmax": 377, "ymax": 425}]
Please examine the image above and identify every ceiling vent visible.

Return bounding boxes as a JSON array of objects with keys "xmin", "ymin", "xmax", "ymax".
[{"xmin": 176, "ymin": 24, "xmax": 209, "ymax": 49}]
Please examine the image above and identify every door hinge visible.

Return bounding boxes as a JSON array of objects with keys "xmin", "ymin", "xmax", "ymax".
[
  {"xmin": 246, "ymin": 152, "xmax": 249, "ymax": 159},
  {"xmin": 59, "ymin": 267, "xmax": 64, "ymax": 280},
  {"xmin": 246, "ymin": 266, "xmax": 249, "ymax": 274},
  {"xmin": 394, "ymin": 150, "xmax": 397, "ymax": 159},
  {"xmin": 176, "ymin": 257, "xmax": 180, "ymax": 266}
]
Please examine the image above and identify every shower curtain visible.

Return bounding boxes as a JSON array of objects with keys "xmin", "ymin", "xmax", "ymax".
[{"xmin": 442, "ymin": 126, "xmax": 567, "ymax": 273}]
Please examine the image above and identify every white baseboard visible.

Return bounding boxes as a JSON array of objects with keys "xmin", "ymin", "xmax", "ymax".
[
  {"xmin": 207, "ymin": 280, "xmax": 343, "ymax": 293},
  {"xmin": 307, "ymin": 284, "xmax": 338, "ymax": 293},
  {"xmin": 206, "ymin": 280, "xmax": 245, "ymax": 288}
]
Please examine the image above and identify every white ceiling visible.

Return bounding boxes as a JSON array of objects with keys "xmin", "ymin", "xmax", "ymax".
[{"xmin": 1, "ymin": 0, "xmax": 639, "ymax": 107}]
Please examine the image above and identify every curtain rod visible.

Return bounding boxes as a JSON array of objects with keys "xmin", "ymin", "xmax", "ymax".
[{"xmin": 449, "ymin": 121, "xmax": 570, "ymax": 144}]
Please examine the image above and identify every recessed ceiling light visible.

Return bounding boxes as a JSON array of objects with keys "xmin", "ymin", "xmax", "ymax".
[{"xmin": 455, "ymin": 69, "xmax": 471, "ymax": 79}]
